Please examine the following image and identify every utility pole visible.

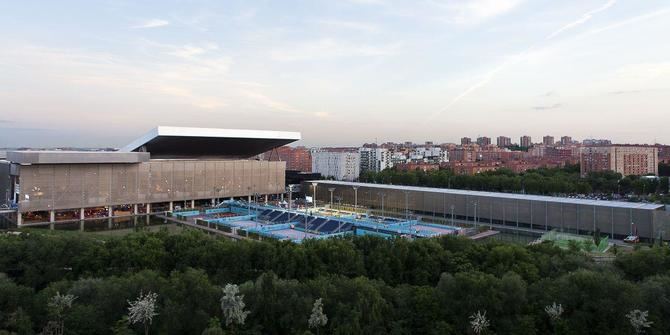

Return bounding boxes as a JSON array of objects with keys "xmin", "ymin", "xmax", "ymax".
[{"xmin": 328, "ymin": 188, "xmax": 335, "ymax": 208}]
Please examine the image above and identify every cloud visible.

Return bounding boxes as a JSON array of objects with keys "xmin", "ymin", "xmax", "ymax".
[
  {"xmin": 546, "ymin": 0, "xmax": 616, "ymax": 40},
  {"xmin": 270, "ymin": 38, "xmax": 400, "ymax": 61},
  {"xmin": 431, "ymin": 0, "xmax": 627, "ymax": 117},
  {"xmin": 533, "ymin": 103, "xmax": 562, "ymax": 110},
  {"xmin": 435, "ymin": 0, "xmax": 525, "ymax": 25},
  {"xmin": 316, "ymin": 19, "xmax": 381, "ymax": 33},
  {"xmin": 132, "ymin": 19, "xmax": 169, "ymax": 29},
  {"xmin": 614, "ymin": 62, "xmax": 670, "ymax": 80},
  {"xmin": 607, "ymin": 88, "xmax": 667, "ymax": 95}
]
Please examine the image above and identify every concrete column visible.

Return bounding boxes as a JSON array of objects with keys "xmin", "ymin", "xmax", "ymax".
[
  {"xmin": 191, "ymin": 200, "xmax": 195, "ymax": 208},
  {"xmin": 133, "ymin": 204, "xmax": 138, "ymax": 215},
  {"xmin": 133, "ymin": 216, "xmax": 138, "ymax": 227},
  {"xmin": 211, "ymin": 198, "xmax": 216, "ymax": 206},
  {"xmin": 248, "ymin": 195, "xmax": 251, "ymax": 203},
  {"xmin": 169, "ymin": 201, "xmax": 174, "ymax": 212},
  {"xmin": 108, "ymin": 218, "xmax": 112, "ymax": 229},
  {"xmin": 264, "ymin": 195, "xmax": 268, "ymax": 204},
  {"xmin": 80, "ymin": 208, "xmax": 85, "ymax": 220},
  {"xmin": 146, "ymin": 203, "xmax": 151, "ymax": 214},
  {"xmin": 80, "ymin": 220, "xmax": 84, "ymax": 231},
  {"xmin": 16, "ymin": 213, "xmax": 22, "ymax": 227},
  {"xmin": 280, "ymin": 193, "xmax": 284, "ymax": 202},
  {"xmin": 49, "ymin": 210, "xmax": 55, "ymax": 223},
  {"xmin": 108, "ymin": 207, "xmax": 113, "ymax": 218}
]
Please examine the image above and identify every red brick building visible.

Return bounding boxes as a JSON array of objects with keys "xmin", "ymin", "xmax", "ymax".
[{"xmin": 265, "ymin": 146, "xmax": 312, "ymax": 172}]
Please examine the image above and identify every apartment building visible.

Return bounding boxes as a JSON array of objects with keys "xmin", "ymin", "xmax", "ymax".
[
  {"xmin": 360, "ymin": 147, "xmax": 393, "ymax": 173},
  {"xmin": 580, "ymin": 145, "xmax": 658, "ymax": 176},
  {"xmin": 311, "ymin": 148, "xmax": 361, "ymax": 181}
]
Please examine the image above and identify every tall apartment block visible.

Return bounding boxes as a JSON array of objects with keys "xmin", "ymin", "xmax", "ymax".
[
  {"xmin": 580, "ymin": 145, "xmax": 659, "ymax": 176},
  {"xmin": 476, "ymin": 136, "xmax": 492, "ymax": 146},
  {"xmin": 560, "ymin": 136, "xmax": 572, "ymax": 146},
  {"xmin": 496, "ymin": 136, "xmax": 512, "ymax": 147},
  {"xmin": 311, "ymin": 148, "xmax": 361, "ymax": 181},
  {"xmin": 360, "ymin": 147, "xmax": 393, "ymax": 173},
  {"xmin": 543, "ymin": 136, "xmax": 555, "ymax": 146}
]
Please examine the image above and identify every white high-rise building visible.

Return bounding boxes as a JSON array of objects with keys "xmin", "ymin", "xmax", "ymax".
[
  {"xmin": 360, "ymin": 148, "xmax": 393, "ymax": 173},
  {"xmin": 311, "ymin": 148, "xmax": 361, "ymax": 181}
]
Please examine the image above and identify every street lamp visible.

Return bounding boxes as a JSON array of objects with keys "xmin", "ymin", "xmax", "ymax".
[
  {"xmin": 404, "ymin": 191, "xmax": 410, "ymax": 220},
  {"xmin": 287, "ymin": 185, "xmax": 294, "ymax": 210},
  {"xmin": 450, "ymin": 204, "xmax": 455, "ymax": 226},
  {"xmin": 378, "ymin": 192, "xmax": 386, "ymax": 219},
  {"xmin": 473, "ymin": 200, "xmax": 478, "ymax": 230},
  {"xmin": 352, "ymin": 186, "xmax": 359, "ymax": 213},
  {"xmin": 311, "ymin": 182, "xmax": 318, "ymax": 210},
  {"xmin": 328, "ymin": 188, "xmax": 335, "ymax": 208}
]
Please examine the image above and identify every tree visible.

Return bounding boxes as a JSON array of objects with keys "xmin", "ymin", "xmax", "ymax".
[
  {"xmin": 45, "ymin": 291, "xmax": 77, "ymax": 335},
  {"xmin": 201, "ymin": 317, "xmax": 225, "ymax": 335},
  {"xmin": 308, "ymin": 298, "xmax": 328, "ymax": 335},
  {"xmin": 625, "ymin": 309, "xmax": 652, "ymax": 334},
  {"xmin": 469, "ymin": 310, "xmax": 490, "ymax": 335},
  {"xmin": 220, "ymin": 284, "xmax": 249, "ymax": 332},
  {"xmin": 127, "ymin": 291, "xmax": 158, "ymax": 335}
]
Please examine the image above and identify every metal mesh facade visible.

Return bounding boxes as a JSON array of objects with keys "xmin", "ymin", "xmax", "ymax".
[
  {"xmin": 311, "ymin": 182, "xmax": 668, "ymax": 240},
  {"xmin": 18, "ymin": 160, "xmax": 285, "ymax": 212}
]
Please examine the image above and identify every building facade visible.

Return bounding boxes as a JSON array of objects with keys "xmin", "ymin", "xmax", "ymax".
[
  {"xmin": 476, "ymin": 137, "xmax": 492, "ymax": 146},
  {"xmin": 543, "ymin": 136, "xmax": 555, "ymax": 146},
  {"xmin": 496, "ymin": 136, "xmax": 512, "ymax": 147},
  {"xmin": 520, "ymin": 136, "xmax": 532, "ymax": 148},
  {"xmin": 360, "ymin": 147, "xmax": 393, "ymax": 173},
  {"xmin": 311, "ymin": 148, "xmax": 361, "ymax": 181},
  {"xmin": 0, "ymin": 126, "xmax": 300, "ymax": 226},
  {"xmin": 580, "ymin": 145, "xmax": 659, "ymax": 176},
  {"xmin": 309, "ymin": 180, "xmax": 670, "ymax": 241}
]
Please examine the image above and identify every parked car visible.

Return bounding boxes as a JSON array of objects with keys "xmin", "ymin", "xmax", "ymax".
[{"xmin": 623, "ymin": 235, "xmax": 640, "ymax": 243}]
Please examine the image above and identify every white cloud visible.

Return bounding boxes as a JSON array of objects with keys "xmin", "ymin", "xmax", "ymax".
[
  {"xmin": 270, "ymin": 38, "xmax": 400, "ymax": 61},
  {"xmin": 614, "ymin": 62, "xmax": 670, "ymax": 80},
  {"xmin": 434, "ymin": 0, "xmax": 525, "ymax": 25},
  {"xmin": 132, "ymin": 19, "xmax": 169, "ymax": 29},
  {"xmin": 317, "ymin": 19, "xmax": 381, "ymax": 33}
]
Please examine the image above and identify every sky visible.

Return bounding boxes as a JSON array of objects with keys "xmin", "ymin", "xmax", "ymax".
[{"xmin": 1, "ymin": 0, "xmax": 669, "ymax": 148}]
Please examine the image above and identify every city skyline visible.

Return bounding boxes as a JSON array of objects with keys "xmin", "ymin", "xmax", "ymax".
[{"xmin": 1, "ymin": 0, "xmax": 670, "ymax": 147}]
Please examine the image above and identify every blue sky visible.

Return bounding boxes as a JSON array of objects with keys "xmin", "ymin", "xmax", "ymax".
[{"xmin": 1, "ymin": 0, "xmax": 669, "ymax": 147}]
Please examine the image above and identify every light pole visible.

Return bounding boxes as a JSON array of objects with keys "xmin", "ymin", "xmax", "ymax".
[
  {"xmin": 287, "ymin": 185, "xmax": 294, "ymax": 210},
  {"xmin": 353, "ymin": 186, "xmax": 359, "ymax": 214},
  {"xmin": 404, "ymin": 191, "xmax": 410, "ymax": 220},
  {"xmin": 328, "ymin": 188, "xmax": 335, "ymax": 208},
  {"xmin": 450, "ymin": 204, "xmax": 455, "ymax": 226},
  {"xmin": 378, "ymin": 192, "xmax": 386, "ymax": 218},
  {"xmin": 311, "ymin": 182, "xmax": 318, "ymax": 210},
  {"xmin": 247, "ymin": 186, "xmax": 251, "ymax": 215},
  {"xmin": 473, "ymin": 200, "xmax": 478, "ymax": 230}
]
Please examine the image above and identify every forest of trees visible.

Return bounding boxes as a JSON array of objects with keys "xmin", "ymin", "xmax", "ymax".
[
  {"xmin": 359, "ymin": 164, "xmax": 670, "ymax": 201},
  {"xmin": 0, "ymin": 229, "xmax": 669, "ymax": 334}
]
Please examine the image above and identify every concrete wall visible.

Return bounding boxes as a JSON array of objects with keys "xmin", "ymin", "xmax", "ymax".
[{"xmin": 17, "ymin": 160, "xmax": 286, "ymax": 212}]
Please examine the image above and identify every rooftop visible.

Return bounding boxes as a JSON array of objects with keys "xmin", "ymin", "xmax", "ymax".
[
  {"xmin": 121, "ymin": 126, "xmax": 301, "ymax": 159},
  {"xmin": 6, "ymin": 151, "xmax": 150, "ymax": 164},
  {"xmin": 310, "ymin": 180, "xmax": 665, "ymax": 210}
]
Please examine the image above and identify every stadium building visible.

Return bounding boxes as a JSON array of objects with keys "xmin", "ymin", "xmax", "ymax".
[
  {"xmin": 0, "ymin": 126, "xmax": 300, "ymax": 226},
  {"xmin": 307, "ymin": 180, "xmax": 670, "ymax": 242}
]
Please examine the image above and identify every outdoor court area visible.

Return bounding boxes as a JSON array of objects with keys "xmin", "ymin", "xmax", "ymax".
[{"xmin": 173, "ymin": 201, "xmax": 464, "ymax": 243}]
